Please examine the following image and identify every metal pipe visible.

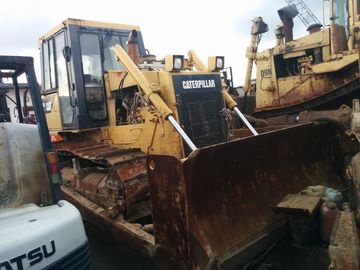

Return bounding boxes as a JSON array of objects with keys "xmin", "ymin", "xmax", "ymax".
[
  {"xmin": 322, "ymin": 0, "xmax": 325, "ymax": 27},
  {"xmin": 188, "ymin": 50, "xmax": 207, "ymax": 71},
  {"xmin": 244, "ymin": 34, "xmax": 257, "ymax": 93},
  {"xmin": 12, "ymin": 77, "xmax": 24, "ymax": 123},
  {"xmin": 114, "ymin": 44, "xmax": 173, "ymax": 118},
  {"xmin": 114, "ymin": 45, "xmax": 197, "ymax": 151},
  {"xmin": 167, "ymin": 115, "xmax": 197, "ymax": 151},
  {"xmin": 233, "ymin": 107, "xmax": 258, "ymax": 136}
]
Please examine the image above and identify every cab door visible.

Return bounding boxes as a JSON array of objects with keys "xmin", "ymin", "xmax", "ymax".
[
  {"xmin": 41, "ymin": 31, "xmax": 74, "ymax": 130},
  {"xmin": 56, "ymin": 32, "xmax": 75, "ymax": 128},
  {"xmin": 78, "ymin": 33, "xmax": 107, "ymax": 122}
]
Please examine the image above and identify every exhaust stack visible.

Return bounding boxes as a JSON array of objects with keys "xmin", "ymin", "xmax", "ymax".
[
  {"xmin": 278, "ymin": 5, "xmax": 299, "ymax": 42},
  {"xmin": 127, "ymin": 29, "xmax": 140, "ymax": 66}
]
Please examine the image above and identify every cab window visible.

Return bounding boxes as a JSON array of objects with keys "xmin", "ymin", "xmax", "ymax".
[
  {"xmin": 103, "ymin": 35, "xmax": 124, "ymax": 71},
  {"xmin": 42, "ymin": 39, "xmax": 56, "ymax": 91},
  {"xmin": 332, "ymin": 0, "xmax": 349, "ymax": 29},
  {"xmin": 80, "ymin": 33, "xmax": 107, "ymax": 120}
]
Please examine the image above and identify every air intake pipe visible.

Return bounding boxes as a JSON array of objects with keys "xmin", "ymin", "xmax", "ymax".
[{"xmin": 278, "ymin": 5, "xmax": 299, "ymax": 42}]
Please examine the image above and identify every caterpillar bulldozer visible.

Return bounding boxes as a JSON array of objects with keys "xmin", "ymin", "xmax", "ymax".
[
  {"xmin": 39, "ymin": 18, "xmax": 360, "ymax": 269},
  {"xmin": 243, "ymin": 0, "xmax": 360, "ymax": 119}
]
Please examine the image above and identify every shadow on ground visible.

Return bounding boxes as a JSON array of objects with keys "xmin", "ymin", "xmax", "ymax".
[{"xmin": 86, "ymin": 224, "xmax": 156, "ymax": 270}]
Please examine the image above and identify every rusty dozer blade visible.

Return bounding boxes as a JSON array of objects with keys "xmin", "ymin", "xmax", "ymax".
[{"xmin": 147, "ymin": 122, "xmax": 352, "ymax": 270}]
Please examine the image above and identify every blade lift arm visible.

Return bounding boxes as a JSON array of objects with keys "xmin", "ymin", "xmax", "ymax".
[
  {"xmin": 113, "ymin": 44, "xmax": 197, "ymax": 151},
  {"xmin": 244, "ymin": 17, "xmax": 269, "ymax": 94},
  {"xmin": 188, "ymin": 50, "xmax": 258, "ymax": 136}
]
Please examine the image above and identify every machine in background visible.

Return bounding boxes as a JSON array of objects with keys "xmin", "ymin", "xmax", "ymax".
[{"xmin": 243, "ymin": 0, "xmax": 360, "ymax": 119}]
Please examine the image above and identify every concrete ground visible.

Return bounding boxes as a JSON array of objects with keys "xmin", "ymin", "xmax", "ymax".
[{"xmin": 86, "ymin": 225, "xmax": 156, "ymax": 270}]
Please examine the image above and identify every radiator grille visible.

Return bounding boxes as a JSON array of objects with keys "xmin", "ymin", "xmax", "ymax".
[
  {"xmin": 173, "ymin": 74, "xmax": 228, "ymax": 154},
  {"xmin": 180, "ymin": 91, "xmax": 227, "ymax": 147}
]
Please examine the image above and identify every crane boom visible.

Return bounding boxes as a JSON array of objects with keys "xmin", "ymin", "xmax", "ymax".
[{"xmin": 285, "ymin": 0, "xmax": 322, "ymax": 28}]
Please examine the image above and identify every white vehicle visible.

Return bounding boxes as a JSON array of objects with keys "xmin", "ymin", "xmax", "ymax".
[{"xmin": 0, "ymin": 56, "xmax": 90, "ymax": 270}]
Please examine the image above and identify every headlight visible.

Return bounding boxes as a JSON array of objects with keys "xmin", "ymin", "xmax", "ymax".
[
  {"xmin": 165, "ymin": 55, "xmax": 184, "ymax": 71},
  {"xmin": 216, "ymin": 57, "xmax": 224, "ymax": 70},
  {"xmin": 208, "ymin": 56, "xmax": 224, "ymax": 71},
  {"xmin": 174, "ymin": 56, "xmax": 183, "ymax": 70}
]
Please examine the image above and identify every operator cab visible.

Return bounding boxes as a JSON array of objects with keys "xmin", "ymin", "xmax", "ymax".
[{"xmin": 39, "ymin": 18, "xmax": 146, "ymax": 131}]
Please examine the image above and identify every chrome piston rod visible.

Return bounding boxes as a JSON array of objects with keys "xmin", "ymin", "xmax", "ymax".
[
  {"xmin": 167, "ymin": 115, "xmax": 197, "ymax": 151},
  {"xmin": 233, "ymin": 107, "xmax": 258, "ymax": 136}
]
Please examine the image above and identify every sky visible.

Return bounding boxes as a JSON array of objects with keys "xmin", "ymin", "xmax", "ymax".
[{"xmin": 0, "ymin": 0, "xmax": 324, "ymax": 86}]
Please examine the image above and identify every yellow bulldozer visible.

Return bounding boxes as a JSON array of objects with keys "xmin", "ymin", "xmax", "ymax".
[
  {"xmin": 38, "ymin": 18, "xmax": 359, "ymax": 269},
  {"xmin": 244, "ymin": 0, "xmax": 360, "ymax": 119}
]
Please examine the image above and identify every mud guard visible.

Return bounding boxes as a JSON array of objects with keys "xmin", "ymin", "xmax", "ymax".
[{"xmin": 147, "ymin": 122, "xmax": 351, "ymax": 270}]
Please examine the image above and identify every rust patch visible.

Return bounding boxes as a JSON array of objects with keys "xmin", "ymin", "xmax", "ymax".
[
  {"xmin": 331, "ymin": 23, "xmax": 348, "ymax": 53},
  {"xmin": 148, "ymin": 122, "xmax": 351, "ymax": 269},
  {"xmin": 353, "ymin": 27, "xmax": 360, "ymax": 49},
  {"xmin": 116, "ymin": 161, "xmax": 147, "ymax": 183},
  {"xmin": 55, "ymin": 142, "xmax": 145, "ymax": 166},
  {"xmin": 61, "ymin": 186, "xmax": 155, "ymax": 258},
  {"xmin": 81, "ymin": 172, "xmax": 106, "ymax": 194},
  {"xmin": 329, "ymin": 208, "xmax": 359, "ymax": 269},
  {"xmin": 57, "ymin": 143, "xmax": 150, "ymax": 221},
  {"xmin": 255, "ymin": 64, "xmax": 359, "ymax": 116},
  {"xmin": 147, "ymin": 155, "xmax": 189, "ymax": 270}
]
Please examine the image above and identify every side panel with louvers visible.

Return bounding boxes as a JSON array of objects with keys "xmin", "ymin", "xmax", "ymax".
[{"xmin": 172, "ymin": 74, "xmax": 228, "ymax": 153}]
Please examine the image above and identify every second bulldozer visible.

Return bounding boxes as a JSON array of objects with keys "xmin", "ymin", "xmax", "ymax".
[{"xmin": 244, "ymin": 0, "xmax": 360, "ymax": 118}]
